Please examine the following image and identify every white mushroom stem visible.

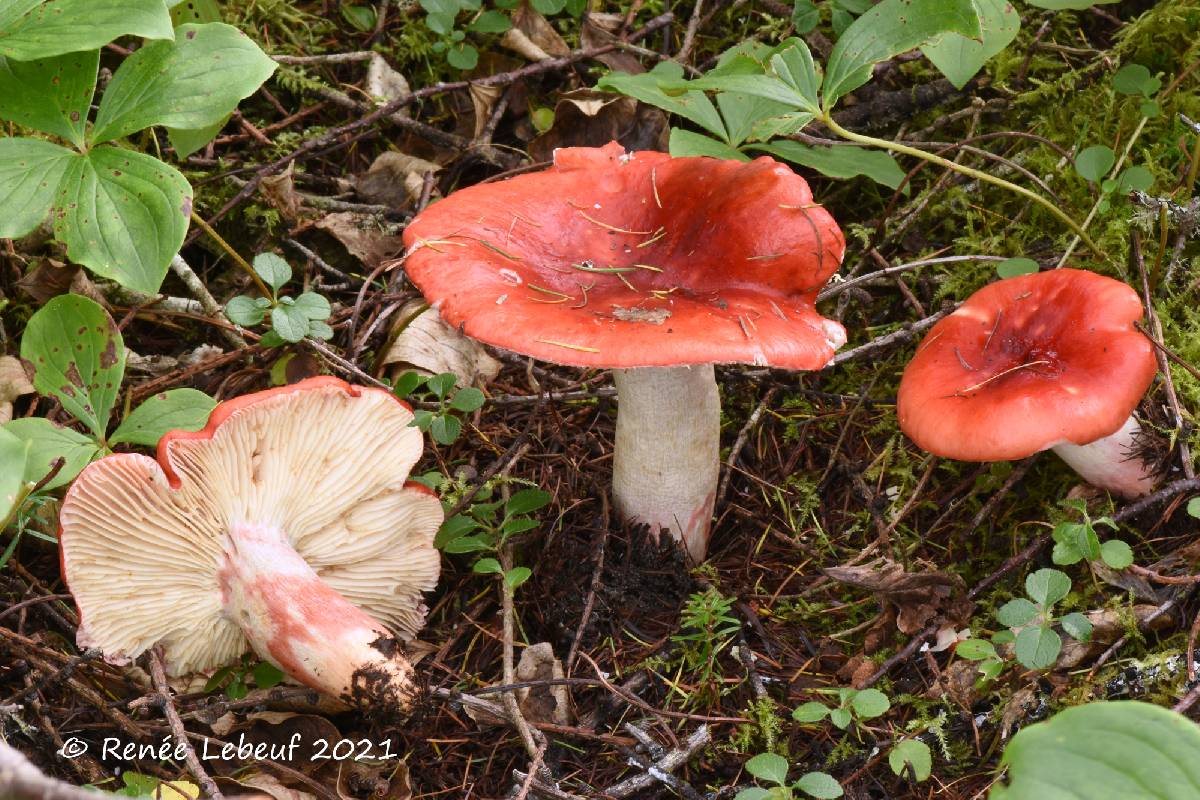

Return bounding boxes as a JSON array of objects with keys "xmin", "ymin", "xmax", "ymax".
[
  {"xmin": 612, "ymin": 365, "xmax": 720, "ymax": 563},
  {"xmin": 218, "ymin": 522, "xmax": 418, "ymax": 712},
  {"xmin": 1051, "ymin": 415, "xmax": 1158, "ymax": 499}
]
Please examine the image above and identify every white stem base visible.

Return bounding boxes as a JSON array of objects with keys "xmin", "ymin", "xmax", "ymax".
[
  {"xmin": 218, "ymin": 522, "xmax": 418, "ymax": 712},
  {"xmin": 1051, "ymin": 416, "xmax": 1158, "ymax": 499},
  {"xmin": 612, "ymin": 365, "xmax": 719, "ymax": 564}
]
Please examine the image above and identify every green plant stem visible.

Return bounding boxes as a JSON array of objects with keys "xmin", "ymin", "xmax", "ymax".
[
  {"xmin": 820, "ymin": 115, "xmax": 1105, "ymax": 261},
  {"xmin": 189, "ymin": 212, "xmax": 273, "ymax": 297}
]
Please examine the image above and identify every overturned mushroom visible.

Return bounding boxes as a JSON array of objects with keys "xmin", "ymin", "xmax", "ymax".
[
  {"xmin": 897, "ymin": 269, "xmax": 1159, "ymax": 498},
  {"xmin": 58, "ymin": 377, "xmax": 442, "ymax": 712},
  {"xmin": 402, "ymin": 142, "xmax": 844, "ymax": 562}
]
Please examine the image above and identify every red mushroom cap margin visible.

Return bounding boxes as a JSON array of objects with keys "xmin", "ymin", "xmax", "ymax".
[
  {"xmin": 402, "ymin": 142, "xmax": 847, "ymax": 370},
  {"xmin": 897, "ymin": 269, "xmax": 1157, "ymax": 461}
]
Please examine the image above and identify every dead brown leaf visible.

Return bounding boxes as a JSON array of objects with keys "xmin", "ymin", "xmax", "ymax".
[
  {"xmin": 528, "ymin": 89, "xmax": 668, "ymax": 162},
  {"xmin": 580, "ymin": 13, "xmax": 643, "ymax": 73},
  {"xmin": 379, "ymin": 301, "xmax": 501, "ymax": 387},
  {"xmin": 516, "ymin": 642, "xmax": 572, "ymax": 725},
  {"xmin": 824, "ymin": 557, "xmax": 973, "ymax": 637},
  {"xmin": 260, "ymin": 163, "xmax": 309, "ymax": 225},
  {"xmin": 0, "ymin": 356, "xmax": 34, "ymax": 425},
  {"xmin": 315, "ymin": 212, "xmax": 405, "ymax": 268},
  {"xmin": 502, "ymin": 2, "xmax": 569, "ymax": 61},
  {"xmin": 354, "ymin": 151, "xmax": 443, "ymax": 209}
]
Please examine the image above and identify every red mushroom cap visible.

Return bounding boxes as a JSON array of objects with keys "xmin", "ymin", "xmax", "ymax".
[
  {"xmin": 897, "ymin": 269, "xmax": 1157, "ymax": 461},
  {"xmin": 401, "ymin": 142, "xmax": 846, "ymax": 370}
]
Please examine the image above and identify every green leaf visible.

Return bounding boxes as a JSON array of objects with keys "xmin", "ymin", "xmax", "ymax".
[
  {"xmin": 850, "ymin": 688, "xmax": 890, "ymax": 719},
  {"xmin": 992, "ymin": 702, "xmax": 1200, "ymax": 800},
  {"xmin": 597, "ymin": 62, "xmax": 728, "ymax": 141},
  {"xmin": 681, "ymin": 74, "xmax": 810, "ymax": 111},
  {"xmin": 450, "ymin": 387, "xmax": 485, "ymax": 412},
  {"xmin": 1075, "ymin": 144, "xmax": 1115, "ymax": 183},
  {"xmin": 792, "ymin": 0, "xmax": 818, "ymax": 33},
  {"xmin": 341, "ymin": 3, "xmax": 376, "ymax": 30},
  {"xmin": 0, "ymin": 427, "xmax": 31, "ymax": 527},
  {"xmin": 749, "ymin": 140, "xmax": 905, "ymax": 188},
  {"xmin": 500, "ymin": 517, "xmax": 539, "ymax": 538},
  {"xmin": 997, "ymin": 598, "xmax": 1038, "ymax": 628},
  {"xmin": 426, "ymin": 372, "xmax": 456, "ymax": 399},
  {"xmin": 795, "ymin": 771, "xmax": 843, "ymax": 799},
  {"xmin": 0, "ymin": 0, "xmax": 174, "ymax": 61},
  {"xmin": 793, "ymin": 701, "xmax": 830, "ymax": 722},
  {"xmin": 110, "ymin": 388, "xmax": 216, "ymax": 446},
  {"xmin": 1113, "ymin": 64, "xmax": 1160, "ymax": 97},
  {"xmin": 823, "ymin": 0, "xmax": 982, "ymax": 106},
  {"xmin": 507, "ymin": 488, "xmax": 552, "ymax": 515},
  {"xmin": 1186, "ymin": 497, "xmax": 1200, "ymax": 518},
  {"xmin": 1100, "ymin": 539, "xmax": 1134, "ymax": 569},
  {"xmin": 995, "ymin": 257, "xmax": 1038, "ymax": 278},
  {"xmin": 1059, "ymin": 612, "xmax": 1092, "ymax": 643},
  {"xmin": 469, "ymin": 10, "xmax": 511, "ymax": 32},
  {"xmin": 0, "ymin": 50, "xmax": 97, "ymax": 146},
  {"xmin": 771, "ymin": 38, "xmax": 822, "ymax": 110},
  {"xmin": 0, "ymin": 137, "xmax": 74, "ymax": 239},
  {"xmin": 1026, "ymin": 568, "xmax": 1071, "ymax": 607},
  {"xmin": 446, "ymin": 43, "xmax": 478, "ymax": 71},
  {"xmin": 504, "ymin": 566, "xmax": 532, "ymax": 589},
  {"xmin": 271, "ymin": 304, "xmax": 311, "ymax": 343},
  {"xmin": 744, "ymin": 753, "xmax": 789, "ymax": 786},
  {"xmin": 888, "ymin": 740, "xmax": 932, "ymax": 782},
  {"xmin": 252, "ymin": 661, "xmax": 284, "ymax": 689},
  {"xmin": 1070, "ymin": 521, "xmax": 1101, "ymax": 561},
  {"xmin": 1022, "ymin": 0, "xmax": 1119, "ymax": 10},
  {"xmin": 169, "ymin": 0, "xmax": 223, "ymax": 25},
  {"xmin": 225, "ymin": 295, "xmax": 265, "ymax": 327},
  {"xmin": 3, "ymin": 417, "xmax": 100, "ymax": 490},
  {"xmin": 53, "ymin": 145, "xmax": 193, "ymax": 293},
  {"xmin": 91, "ymin": 23, "xmax": 276, "ymax": 144},
  {"xmin": 717, "ymin": 92, "xmax": 793, "ymax": 147},
  {"xmin": 734, "ymin": 790, "xmax": 774, "ymax": 800},
  {"xmin": 1014, "ymin": 626, "xmax": 1061, "ymax": 669},
  {"xmin": 1116, "ymin": 165, "xmax": 1153, "ymax": 193},
  {"xmin": 435, "ymin": 514, "xmax": 479, "ymax": 549},
  {"xmin": 167, "ymin": 115, "xmax": 229, "ymax": 159},
  {"xmin": 473, "ymin": 557, "xmax": 503, "ymax": 574},
  {"xmin": 292, "ymin": 292, "xmax": 332, "ymax": 321},
  {"xmin": 828, "ymin": 707, "xmax": 853, "ymax": 729},
  {"xmin": 530, "ymin": 0, "xmax": 566, "ymax": 13},
  {"xmin": 668, "ymin": 128, "xmax": 749, "ymax": 161},
  {"xmin": 253, "ymin": 253, "xmax": 291, "ymax": 293},
  {"xmin": 920, "ymin": 0, "xmax": 1018, "ymax": 90},
  {"xmin": 955, "ymin": 639, "xmax": 997, "ymax": 661},
  {"xmin": 393, "ymin": 371, "xmax": 427, "ymax": 398},
  {"xmin": 429, "ymin": 413, "xmax": 462, "ymax": 445},
  {"xmin": 21, "ymin": 294, "xmax": 125, "ymax": 438},
  {"xmin": 441, "ymin": 534, "xmax": 493, "ymax": 553}
]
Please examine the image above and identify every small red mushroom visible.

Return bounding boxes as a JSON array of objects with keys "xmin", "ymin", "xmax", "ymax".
[
  {"xmin": 897, "ymin": 269, "xmax": 1159, "ymax": 498},
  {"xmin": 58, "ymin": 377, "xmax": 442, "ymax": 712},
  {"xmin": 402, "ymin": 142, "xmax": 845, "ymax": 562}
]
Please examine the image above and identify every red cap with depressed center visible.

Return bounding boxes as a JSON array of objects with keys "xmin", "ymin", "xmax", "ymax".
[
  {"xmin": 897, "ymin": 268, "xmax": 1156, "ymax": 461},
  {"xmin": 401, "ymin": 141, "xmax": 847, "ymax": 369}
]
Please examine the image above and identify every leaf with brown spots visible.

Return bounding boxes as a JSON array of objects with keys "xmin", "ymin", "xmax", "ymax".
[{"xmin": 19, "ymin": 293, "xmax": 125, "ymax": 439}]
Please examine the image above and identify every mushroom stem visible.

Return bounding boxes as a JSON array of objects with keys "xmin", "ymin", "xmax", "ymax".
[
  {"xmin": 1051, "ymin": 416, "xmax": 1159, "ymax": 499},
  {"xmin": 218, "ymin": 522, "xmax": 418, "ymax": 712},
  {"xmin": 612, "ymin": 365, "xmax": 720, "ymax": 563}
]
